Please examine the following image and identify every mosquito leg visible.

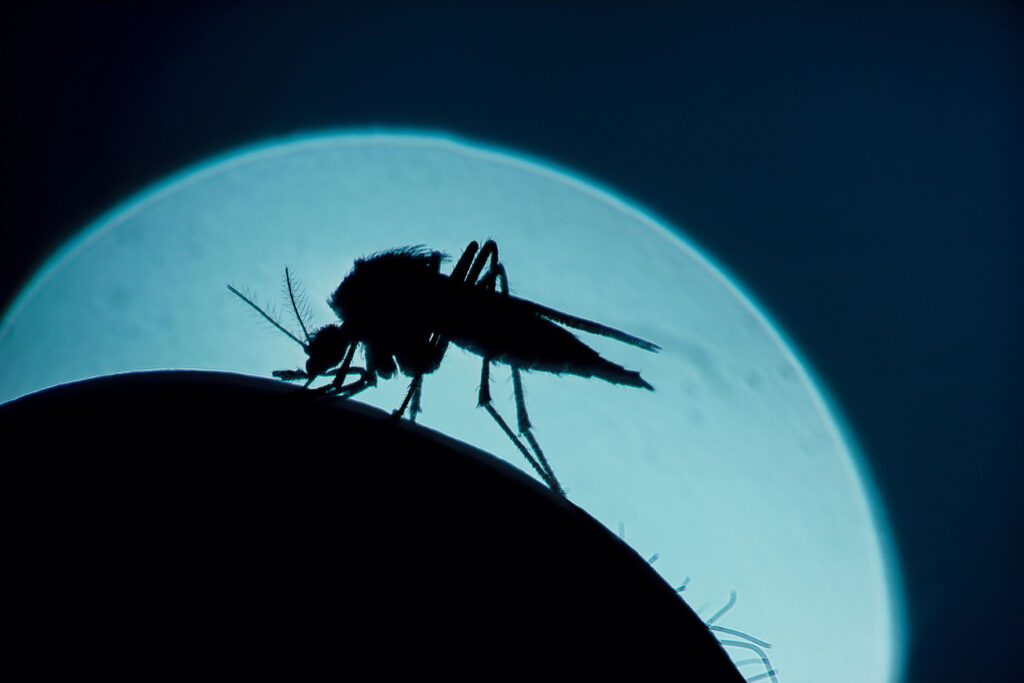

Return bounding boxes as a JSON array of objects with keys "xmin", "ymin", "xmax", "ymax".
[
  {"xmin": 465, "ymin": 239, "xmax": 499, "ymax": 286},
  {"xmin": 450, "ymin": 241, "xmax": 479, "ymax": 283},
  {"xmin": 328, "ymin": 365, "xmax": 371, "ymax": 381},
  {"xmin": 328, "ymin": 343, "xmax": 358, "ymax": 392},
  {"xmin": 478, "ymin": 353, "xmax": 493, "ymax": 405},
  {"xmin": 480, "ymin": 259, "xmax": 564, "ymax": 495},
  {"xmin": 464, "ymin": 245, "xmax": 566, "ymax": 494},
  {"xmin": 298, "ymin": 365, "xmax": 371, "ymax": 386},
  {"xmin": 486, "ymin": 267, "xmax": 559, "ymax": 489},
  {"xmin": 478, "ymin": 356, "xmax": 558, "ymax": 491},
  {"xmin": 415, "ymin": 238, "xmax": 490, "ymax": 386},
  {"xmin": 390, "ymin": 242, "xmax": 480, "ymax": 423},
  {"xmin": 453, "ymin": 240, "xmax": 563, "ymax": 494},
  {"xmin": 394, "ymin": 373, "xmax": 424, "ymax": 422},
  {"xmin": 410, "ymin": 375, "xmax": 423, "ymax": 419},
  {"xmin": 312, "ymin": 366, "xmax": 374, "ymax": 394},
  {"xmin": 310, "ymin": 343, "xmax": 377, "ymax": 398},
  {"xmin": 418, "ymin": 239, "xmax": 494, "ymax": 375},
  {"xmin": 388, "ymin": 242, "xmax": 478, "ymax": 424},
  {"xmin": 512, "ymin": 367, "xmax": 563, "ymax": 495},
  {"xmin": 326, "ymin": 373, "xmax": 376, "ymax": 399}
]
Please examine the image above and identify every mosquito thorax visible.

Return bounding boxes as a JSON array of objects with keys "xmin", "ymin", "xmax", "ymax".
[{"xmin": 329, "ymin": 247, "xmax": 445, "ymax": 325}]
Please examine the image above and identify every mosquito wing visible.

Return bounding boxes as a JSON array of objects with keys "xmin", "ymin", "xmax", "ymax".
[{"xmin": 504, "ymin": 294, "xmax": 661, "ymax": 353}]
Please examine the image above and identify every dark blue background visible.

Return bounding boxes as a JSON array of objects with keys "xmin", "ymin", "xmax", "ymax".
[{"xmin": 2, "ymin": 3, "xmax": 1020, "ymax": 680}]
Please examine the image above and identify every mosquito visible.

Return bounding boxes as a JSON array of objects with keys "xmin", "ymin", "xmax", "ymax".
[{"xmin": 228, "ymin": 240, "xmax": 659, "ymax": 496}]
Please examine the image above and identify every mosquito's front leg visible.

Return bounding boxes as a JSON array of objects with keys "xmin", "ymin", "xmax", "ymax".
[
  {"xmin": 325, "ymin": 372, "xmax": 376, "ymax": 399},
  {"xmin": 311, "ymin": 342, "xmax": 377, "ymax": 397},
  {"xmin": 273, "ymin": 369, "xmax": 310, "ymax": 381},
  {"xmin": 324, "ymin": 342, "xmax": 359, "ymax": 392},
  {"xmin": 274, "ymin": 365, "xmax": 370, "ymax": 384}
]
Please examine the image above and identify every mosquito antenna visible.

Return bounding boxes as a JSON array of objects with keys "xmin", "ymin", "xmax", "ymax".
[
  {"xmin": 284, "ymin": 267, "xmax": 311, "ymax": 344},
  {"xmin": 227, "ymin": 284, "xmax": 306, "ymax": 348}
]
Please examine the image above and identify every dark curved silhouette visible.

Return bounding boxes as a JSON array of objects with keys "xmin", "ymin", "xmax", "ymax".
[
  {"xmin": 230, "ymin": 239, "xmax": 660, "ymax": 495},
  {"xmin": 3, "ymin": 370, "xmax": 744, "ymax": 681}
]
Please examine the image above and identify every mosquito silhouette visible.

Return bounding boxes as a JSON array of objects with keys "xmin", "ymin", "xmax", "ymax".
[{"xmin": 228, "ymin": 240, "xmax": 659, "ymax": 495}]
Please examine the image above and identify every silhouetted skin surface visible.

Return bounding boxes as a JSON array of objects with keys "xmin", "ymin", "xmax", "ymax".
[{"xmin": 3, "ymin": 370, "xmax": 744, "ymax": 681}]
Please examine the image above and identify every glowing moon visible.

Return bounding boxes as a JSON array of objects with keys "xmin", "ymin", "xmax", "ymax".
[{"xmin": 0, "ymin": 131, "xmax": 902, "ymax": 681}]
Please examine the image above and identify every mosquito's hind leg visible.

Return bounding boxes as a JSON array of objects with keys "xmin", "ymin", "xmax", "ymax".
[
  {"xmin": 477, "ymin": 356, "xmax": 561, "ymax": 493},
  {"xmin": 470, "ymin": 254, "xmax": 564, "ymax": 496},
  {"xmin": 487, "ymin": 262, "xmax": 562, "ymax": 493},
  {"xmin": 449, "ymin": 239, "xmax": 564, "ymax": 494},
  {"xmin": 509, "ymin": 366, "xmax": 562, "ymax": 494}
]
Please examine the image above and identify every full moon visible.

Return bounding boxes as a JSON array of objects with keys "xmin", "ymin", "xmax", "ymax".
[{"xmin": 0, "ymin": 131, "xmax": 902, "ymax": 681}]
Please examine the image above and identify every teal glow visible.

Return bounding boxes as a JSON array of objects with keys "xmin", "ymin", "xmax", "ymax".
[{"xmin": 0, "ymin": 130, "xmax": 904, "ymax": 681}]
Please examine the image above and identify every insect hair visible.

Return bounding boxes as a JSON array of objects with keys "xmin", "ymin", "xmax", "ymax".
[
  {"xmin": 614, "ymin": 533, "xmax": 778, "ymax": 683},
  {"xmin": 226, "ymin": 284, "xmax": 305, "ymax": 348},
  {"xmin": 281, "ymin": 267, "xmax": 313, "ymax": 344},
  {"xmin": 697, "ymin": 590, "xmax": 779, "ymax": 683},
  {"xmin": 610, "ymin": 528, "xmax": 778, "ymax": 683},
  {"xmin": 358, "ymin": 244, "xmax": 450, "ymax": 265}
]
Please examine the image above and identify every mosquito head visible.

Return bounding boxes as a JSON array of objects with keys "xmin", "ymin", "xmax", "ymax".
[{"xmin": 304, "ymin": 323, "xmax": 352, "ymax": 380}]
